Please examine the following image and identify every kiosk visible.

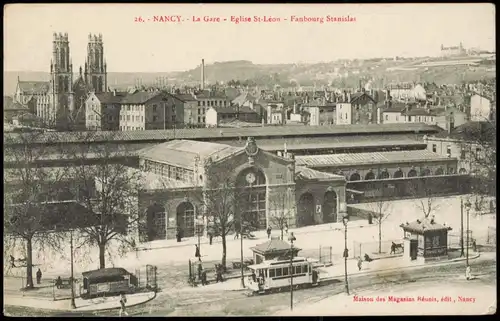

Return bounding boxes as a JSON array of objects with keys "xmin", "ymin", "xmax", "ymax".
[{"xmin": 400, "ymin": 216, "xmax": 452, "ymax": 263}]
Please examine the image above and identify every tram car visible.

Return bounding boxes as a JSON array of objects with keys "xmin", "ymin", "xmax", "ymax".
[{"xmin": 246, "ymin": 256, "xmax": 321, "ymax": 294}]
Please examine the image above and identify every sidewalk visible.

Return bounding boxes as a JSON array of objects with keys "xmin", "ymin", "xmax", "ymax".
[
  {"xmin": 3, "ymin": 290, "xmax": 156, "ymax": 312},
  {"xmin": 139, "ymin": 219, "xmax": 370, "ymax": 251}
]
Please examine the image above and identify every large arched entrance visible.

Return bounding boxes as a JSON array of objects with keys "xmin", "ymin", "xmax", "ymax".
[
  {"xmin": 435, "ymin": 168, "xmax": 444, "ymax": 175},
  {"xmin": 236, "ymin": 167, "xmax": 267, "ymax": 230},
  {"xmin": 393, "ymin": 169, "xmax": 404, "ymax": 178},
  {"xmin": 377, "ymin": 170, "xmax": 390, "ymax": 179},
  {"xmin": 365, "ymin": 171, "xmax": 375, "ymax": 180},
  {"xmin": 420, "ymin": 168, "xmax": 431, "ymax": 177},
  {"xmin": 322, "ymin": 191, "xmax": 338, "ymax": 223},
  {"xmin": 408, "ymin": 169, "xmax": 418, "ymax": 177},
  {"xmin": 349, "ymin": 173, "xmax": 361, "ymax": 181},
  {"xmin": 177, "ymin": 202, "xmax": 195, "ymax": 237},
  {"xmin": 298, "ymin": 193, "xmax": 315, "ymax": 227},
  {"xmin": 459, "ymin": 168, "xmax": 467, "ymax": 174},
  {"xmin": 146, "ymin": 203, "xmax": 166, "ymax": 241}
]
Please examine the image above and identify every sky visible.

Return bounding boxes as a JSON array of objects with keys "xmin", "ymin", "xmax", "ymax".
[{"xmin": 3, "ymin": 3, "xmax": 496, "ymax": 73}]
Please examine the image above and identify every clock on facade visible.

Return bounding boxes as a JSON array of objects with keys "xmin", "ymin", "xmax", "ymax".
[{"xmin": 246, "ymin": 172, "xmax": 256, "ymax": 184}]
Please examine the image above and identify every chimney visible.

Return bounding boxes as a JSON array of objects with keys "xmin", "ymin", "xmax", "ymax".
[{"xmin": 201, "ymin": 59, "xmax": 205, "ymax": 91}]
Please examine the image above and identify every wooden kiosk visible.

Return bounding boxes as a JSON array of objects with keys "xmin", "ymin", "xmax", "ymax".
[
  {"xmin": 400, "ymin": 217, "xmax": 452, "ymax": 263},
  {"xmin": 251, "ymin": 239, "xmax": 301, "ymax": 264}
]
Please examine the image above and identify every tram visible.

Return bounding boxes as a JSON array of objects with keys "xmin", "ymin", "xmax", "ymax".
[{"xmin": 246, "ymin": 256, "xmax": 321, "ymax": 294}]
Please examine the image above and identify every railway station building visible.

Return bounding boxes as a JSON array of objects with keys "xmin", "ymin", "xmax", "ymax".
[{"xmin": 134, "ymin": 137, "xmax": 347, "ymax": 242}]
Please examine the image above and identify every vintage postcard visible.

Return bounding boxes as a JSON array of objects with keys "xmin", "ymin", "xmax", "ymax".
[{"xmin": 3, "ymin": 3, "xmax": 496, "ymax": 317}]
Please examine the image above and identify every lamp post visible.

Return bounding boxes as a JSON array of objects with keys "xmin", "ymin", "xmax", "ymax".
[
  {"xmin": 288, "ymin": 232, "xmax": 296, "ymax": 311},
  {"xmin": 342, "ymin": 215, "xmax": 350, "ymax": 295},
  {"xmin": 464, "ymin": 199, "xmax": 472, "ymax": 267},
  {"xmin": 460, "ymin": 198, "xmax": 464, "ymax": 257},
  {"xmin": 69, "ymin": 229, "xmax": 76, "ymax": 309}
]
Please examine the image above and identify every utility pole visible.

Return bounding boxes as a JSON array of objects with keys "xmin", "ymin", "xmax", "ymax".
[
  {"xmin": 70, "ymin": 229, "xmax": 76, "ymax": 309},
  {"xmin": 460, "ymin": 198, "xmax": 464, "ymax": 257},
  {"xmin": 343, "ymin": 216, "xmax": 350, "ymax": 295},
  {"xmin": 289, "ymin": 232, "xmax": 296, "ymax": 311}
]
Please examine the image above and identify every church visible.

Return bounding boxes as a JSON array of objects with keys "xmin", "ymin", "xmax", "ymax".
[
  {"xmin": 14, "ymin": 33, "xmax": 108, "ymax": 130},
  {"xmin": 128, "ymin": 137, "xmax": 347, "ymax": 243}
]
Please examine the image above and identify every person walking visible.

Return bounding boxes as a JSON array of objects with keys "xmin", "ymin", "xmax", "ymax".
[
  {"xmin": 266, "ymin": 226, "xmax": 272, "ymax": 239},
  {"xmin": 36, "ymin": 268, "xmax": 42, "ymax": 284},
  {"xmin": 357, "ymin": 257, "xmax": 363, "ymax": 271},
  {"xmin": 208, "ymin": 231, "xmax": 213, "ymax": 245},
  {"xmin": 119, "ymin": 293, "xmax": 129, "ymax": 317},
  {"xmin": 195, "ymin": 244, "xmax": 201, "ymax": 259}
]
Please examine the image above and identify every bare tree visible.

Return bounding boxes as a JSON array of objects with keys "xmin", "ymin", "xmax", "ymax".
[
  {"xmin": 65, "ymin": 131, "xmax": 144, "ymax": 269},
  {"xmin": 3, "ymin": 131, "xmax": 69, "ymax": 289},
  {"xmin": 198, "ymin": 159, "xmax": 245, "ymax": 272},
  {"xmin": 409, "ymin": 178, "xmax": 441, "ymax": 219},
  {"xmin": 367, "ymin": 187, "xmax": 393, "ymax": 254},
  {"xmin": 269, "ymin": 188, "xmax": 295, "ymax": 240}
]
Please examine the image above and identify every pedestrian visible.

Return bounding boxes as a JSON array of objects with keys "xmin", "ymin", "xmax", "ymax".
[
  {"xmin": 201, "ymin": 270, "xmax": 207, "ymax": 286},
  {"xmin": 10, "ymin": 255, "xmax": 15, "ymax": 268},
  {"xmin": 208, "ymin": 231, "xmax": 213, "ymax": 245},
  {"xmin": 36, "ymin": 268, "xmax": 42, "ymax": 284},
  {"xmin": 357, "ymin": 257, "xmax": 363, "ymax": 271},
  {"xmin": 197, "ymin": 260, "xmax": 203, "ymax": 281},
  {"xmin": 472, "ymin": 239, "xmax": 477, "ymax": 252},
  {"xmin": 55, "ymin": 276, "xmax": 62, "ymax": 289},
  {"xmin": 465, "ymin": 265, "xmax": 472, "ymax": 280},
  {"xmin": 119, "ymin": 293, "xmax": 129, "ymax": 317},
  {"xmin": 266, "ymin": 226, "xmax": 272, "ymax": 239},
  {"xmin": 176, "ymin": 227, "xmax": 182, "ymax": 243},
  {"xmin": 195, "ymin": 244, "xmax": 201, "ymax": 258}
]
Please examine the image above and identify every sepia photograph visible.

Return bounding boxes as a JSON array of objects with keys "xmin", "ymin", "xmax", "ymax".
[{"xmin": 3, "ymin": 3, "xmax": 496, "ymax": 317}]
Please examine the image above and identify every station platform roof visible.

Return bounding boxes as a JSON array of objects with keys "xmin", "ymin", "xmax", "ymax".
[
  {"xmin": 295, "ymin": 150, "xmax": 455, "ymax": 168},
  {"xmin": 216, "ymin": 134, "xmax": 426, "ymax": 151},
  {"xmin": 4, "ymin": 123, "xmax": 441, "ymax": 145}
]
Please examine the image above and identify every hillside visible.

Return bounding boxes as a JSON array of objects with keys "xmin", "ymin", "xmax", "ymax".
[
  {"xmin": 4, "ymin": 57, "xmax": 495, "ymax": 95},
  {"xmin": 3, "ymin": 71, "xmax": 180, "ymax": 95}
]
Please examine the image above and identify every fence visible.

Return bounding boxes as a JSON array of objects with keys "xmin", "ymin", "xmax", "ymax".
[
  {"xmin": 300, "ymin": 245, "xmax": 333, "ymax": 266},
  {"xmin": 134, "ymin": 264, "xmax": 158, "ymax": 291},
  {"xmin": 353, "ymin": 239, "xmax": 403, "ymax": 258},
  {"xmin": 447, "ymin": 232, "xmax": 474, "ymax": 250}
]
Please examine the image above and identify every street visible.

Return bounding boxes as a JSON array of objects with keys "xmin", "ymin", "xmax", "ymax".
[{"xmin": 4, "ymin": 255, "xmax": 496, "ymax": 316}]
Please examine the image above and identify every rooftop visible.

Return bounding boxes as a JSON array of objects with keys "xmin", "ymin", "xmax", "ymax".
[
  {"xmin": 295, "ymin": 150, "xmax": 453, "ymax": 168},
  {"xmin": 432, "ymin": 121, "xmax": 495, "ymax": 142},
  {"xmin": 400, "ymin": 218, "xmax": 452, "ymax": 234},
  {"xmin": 251, "ymin": 239, "xmax": 301, "ymax": 254},
  {"xmin": 134, "ymin": 168, "xmax": 199, "ymax": 190},
  {"xmin": 18, "ymin": 81, "xmax": 50, "ymax": 94},
  {"xmin": 136, "ymin": 139, "xmax": 242, "ymax": 170},
  {"xmin": 4, "ymin": 123, "xmax": 442, "ymax": 145},
  {"xmin": 295, "ymin": 166, "xmax": 346, "ymax": 181}
]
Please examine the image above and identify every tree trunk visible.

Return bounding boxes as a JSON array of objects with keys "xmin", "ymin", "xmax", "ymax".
[
  {"xmin": 25, "ymin": 237, "xmax": 34, "ymax": 289},
  {"xmin": 378, "ymin": 220, "xmax": 382, "ymax": 254},
  {"xmin": 221, "ymin": 231, "xmax": 227, "ymax": 272},
  {"xmin": 240, "ymin": 230, "xmax": 245, "ymax": 288},
  {"xmin": 98, "ymin": 243, "xmax": 106, "ymax": 269},
  {"xmin": 281, "ymin": 228, "xmax": 284, "ymax": 241}
]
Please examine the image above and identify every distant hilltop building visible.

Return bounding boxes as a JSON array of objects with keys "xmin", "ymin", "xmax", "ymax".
[
  {"xmin": 14, "ymin": 32, "xmax": 108, "ymax": 131},
  {"xmin": 440, "ymin": 42, "xmax": 467, "ymax": 57}
]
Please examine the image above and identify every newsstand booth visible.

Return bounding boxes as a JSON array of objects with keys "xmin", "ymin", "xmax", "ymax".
[
  {"xmin": 251, "ymin": 239, "xmax": 301, "ymax": 264},
  {"xmin": 400, "ymin": 217, "xmax": 452, "ymax": 263},
  {"xmin": 81, "ymin": 267, "xmax": 138, "ymax": 299}
]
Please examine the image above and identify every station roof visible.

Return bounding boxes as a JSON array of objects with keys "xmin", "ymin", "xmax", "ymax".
[
  {"xmin": 137, "ymin": 139, "xmax": 242, "ymax": 170},
  {"xmin": 4, "ymin": 123, "xmax": 442, "ymax": 145},
  {"xmin": 216, "ymin": 134, "xmax": 426, "ymax": 151},
  {"xmin": 295, "ymin": 150, "xmax": 454, "ymax": 168},
  {"xmin": 134, "ymin": 168, "xmax": 200, "ymax": 190},
  {"xmin": 295, "ymin": 166, "xmax": 345, "ymax": 181}
]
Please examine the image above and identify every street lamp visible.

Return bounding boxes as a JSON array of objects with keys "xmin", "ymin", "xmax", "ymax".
[
  {"xmin": 464, "ymin": 199, "xmax": 472, "ymax": 267},
  {"xmin": 69, "ymin": 229, "xmax": 76, "ymax": 309},
  {"xmin": 460, "ymin": 198, "xmax": 464, "ymax": 257},
  {"xmin": 342, "ymin": 215, "xmax": 350, "ymax": 295},
  {"xmin": 288, "ymin": 232, "xmax": 297, "ymax": 311}
]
